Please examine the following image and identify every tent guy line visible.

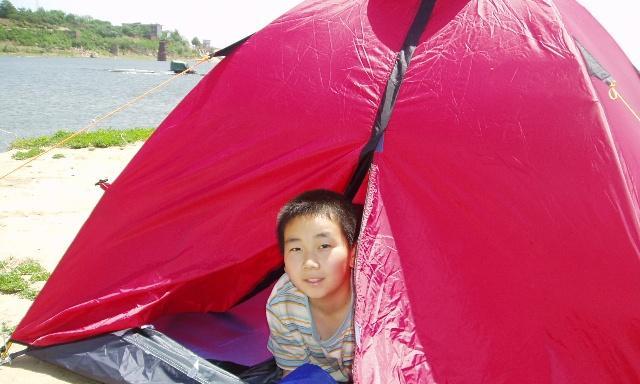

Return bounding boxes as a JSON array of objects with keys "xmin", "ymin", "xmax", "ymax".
[{"xmin": 607, "ymin": 82, "xmax": 640, "ymax": 122}]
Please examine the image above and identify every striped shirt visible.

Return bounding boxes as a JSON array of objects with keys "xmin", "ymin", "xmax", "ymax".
[{"xmin": 266, "ymin": 273, "xmax": 355, "ymax": 382}]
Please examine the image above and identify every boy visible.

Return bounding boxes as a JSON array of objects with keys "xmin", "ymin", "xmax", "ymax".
[{"xmin": 266, "ymin": 189, "xmax": 357, "ymax": 382}]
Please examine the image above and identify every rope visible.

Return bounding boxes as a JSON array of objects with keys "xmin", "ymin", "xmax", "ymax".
[
  {"xmin": 0, "ymin": 55, "xmax": 213, "ymax": 181},
  {"xmin": 608, "ymin": 81, "xmax": 640, "ymax": 123}
]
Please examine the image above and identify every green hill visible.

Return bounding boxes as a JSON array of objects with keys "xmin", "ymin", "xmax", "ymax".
[{"xmin": 0, "ymin": 0, "xmax": 202, "ymax": 58}]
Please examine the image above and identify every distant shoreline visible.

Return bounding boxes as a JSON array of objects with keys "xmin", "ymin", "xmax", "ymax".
[
  {"xmin": 0, "ymin": 48, "xmax": 193, "ymax": 61},
  {"xmin": 0, "ymin": 8, "xmax": 202, "ymax": 61}
]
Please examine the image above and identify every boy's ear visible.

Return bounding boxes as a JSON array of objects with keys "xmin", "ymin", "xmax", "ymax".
[{"xmin": 349, "ymin": 244, "xmax": 357, "ymax": 268}]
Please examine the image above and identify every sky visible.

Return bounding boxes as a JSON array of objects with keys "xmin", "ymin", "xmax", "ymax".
[{"xmin": 8, "ymin": 0, "xmax": 639, "ymax": 65}]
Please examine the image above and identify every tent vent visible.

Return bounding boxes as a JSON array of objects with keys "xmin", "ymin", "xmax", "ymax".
[{"xmin": 574, "ymin": 38, "xmax": 615, "ymax": 85}]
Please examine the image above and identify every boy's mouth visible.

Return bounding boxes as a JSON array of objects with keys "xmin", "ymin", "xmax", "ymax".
[{"xmin": 304, "ymin": 278, "xmax": 324, "ymax": 285}]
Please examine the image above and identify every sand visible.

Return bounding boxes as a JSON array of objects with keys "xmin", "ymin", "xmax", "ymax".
[{"xmin": 0, "ymin": 143, "xmax": 143, "ymax": 383}]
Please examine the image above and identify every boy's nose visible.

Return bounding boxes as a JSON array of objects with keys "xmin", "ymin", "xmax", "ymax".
[{"xmin": 303, "ymin": 257, "xmax": 320, "ymax": 269}]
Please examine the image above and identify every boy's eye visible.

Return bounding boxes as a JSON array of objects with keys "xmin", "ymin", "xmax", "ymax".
[
  {"xmin": 289, "ymin": 247, "xmax": 302, "ymax": 253},
  {"xmin": 319, "ymin": 244, "xmax": 331, "ymax": 249}
]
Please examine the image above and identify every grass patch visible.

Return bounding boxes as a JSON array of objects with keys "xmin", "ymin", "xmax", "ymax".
[
  {"xmin": 14, "ymin": 260, "xmax": 50, "ymax": 282},
  {"xmin": 52, "ymin": 153, "xmax": 65, "ymax": 159},
  {"xmin": 10, "ymin": 128, "xmax": 154, "ymax": 159},
  {"xmin": 0, "ymin": 258, "xmax": 50, "ymax": 300},
  {"xmin": 1, "ymin": 322, "xmax": 16, "ymax": 335},
  {"xmin": 1, "ymin": 322, "xmax": 16, "ymax": 342},
  {"xmin": 19, "ymin": 287, "xmax": 40, "ymax": 300},
  {"xmin": 12, "ymin": 147, "xmax": 44, "ymax": 160},
  {"xmin": 0, "ymin": 270, "xmax": 29, "ymax": 294}
]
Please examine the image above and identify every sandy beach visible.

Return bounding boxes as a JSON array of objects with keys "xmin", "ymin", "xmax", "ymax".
[{"xmin": 0, "ymin": 143, "xmax": 143, "ymax": 383}]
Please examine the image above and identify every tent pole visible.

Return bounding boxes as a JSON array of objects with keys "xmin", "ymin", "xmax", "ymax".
[{"xmin": 0, "ymin": 340, "xmax": 12, "ymax": 364}]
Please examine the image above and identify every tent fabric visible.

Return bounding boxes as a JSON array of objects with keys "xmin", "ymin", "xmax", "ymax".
[
  {"xmin": 354, "ymin": 0, "xmax": 640, "ymax": 382},
  {"xmin": 15, "ymin": 0, "xmax": 416, "ymax": 346},
  {"xmin": 13, "ymin": 0, "xmax": 640, "ymax": 383},
  {"xmin": 151, "ymin": 283, "xmax": 273, "ymax": 366},
  {"xmin": 27, "ymin": 328, "xmax": 244, "ymax": 384}
]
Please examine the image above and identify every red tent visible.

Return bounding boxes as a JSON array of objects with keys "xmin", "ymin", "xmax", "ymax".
[{"xmin": 12, "ymin": 0, "xmax": 640, "ymax": 382}]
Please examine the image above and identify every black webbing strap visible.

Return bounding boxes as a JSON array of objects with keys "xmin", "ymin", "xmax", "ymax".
[
  {"xmin": 344, "ymin": 0, "xmax": 437, "ymax": 200},
  {"xmin": 212, "ymin": 34, "xmax": 254, "ymax": 58}
]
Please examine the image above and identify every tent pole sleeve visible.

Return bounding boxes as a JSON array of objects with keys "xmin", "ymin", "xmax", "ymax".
[{"xmin": 345, "ymin": 0, "xmax": 437, "ymax": 200}]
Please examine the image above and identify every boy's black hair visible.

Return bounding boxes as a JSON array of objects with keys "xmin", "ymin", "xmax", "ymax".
[{"xmin": 277, "ymin": 189, "xmax": 358, "ymax": 254}]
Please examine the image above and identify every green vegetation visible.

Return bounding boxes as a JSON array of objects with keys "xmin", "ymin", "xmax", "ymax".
[
  {"xmin": 0, "ymin": 258, "xmax": 50, "ymax": 300},
  {"xmin": 12, "ymin": 147, "xmax": 43, "ymax": 160},
  {"xmin": 1, "ymin": 322, "xmax": 16, "ymax": 336},
  {"xmin": 11, "ymin": 128, "xmax": 154, "ymax": 159},
  {"xmin": 1, "ymin": 321, "xmax": 16, "ymax": 342},
  {"xmin": 0, "ymin": 0, "xmax": 202, "ymax": 57}
]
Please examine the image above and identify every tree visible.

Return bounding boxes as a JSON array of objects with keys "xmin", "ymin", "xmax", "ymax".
[
  {"xmin": 169, "ymin": 30, "xmax": 184, "ymax": 43},
  {"xmin": 191, "ymin": 37, "xmax": 201, "ymax": 47},
  {"xmin": 47, "ymin": 10, "xmax": 65, "ymax": 25},
  {"xmin": 0, "ymin": 0, "xmax": 17, "ymax": 19},
  {"xmin": 64, "ymin": 13, "xmax": 77, "ymax": 25}
]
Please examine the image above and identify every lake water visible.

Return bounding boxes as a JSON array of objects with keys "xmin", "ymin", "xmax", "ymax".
[{"xmin": 0, "ymin": 56, "xmax": 217, "ymax": 151}]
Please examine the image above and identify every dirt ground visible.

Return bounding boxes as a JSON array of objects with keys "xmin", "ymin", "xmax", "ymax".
[{"xmin": 0, "ymin": 144, "xmax": 143, "ymax": 383}]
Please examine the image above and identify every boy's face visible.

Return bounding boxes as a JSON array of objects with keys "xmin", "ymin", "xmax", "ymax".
[{"xmin": 283, "ymin": 214, "xmax": 354, "ymax": 303}]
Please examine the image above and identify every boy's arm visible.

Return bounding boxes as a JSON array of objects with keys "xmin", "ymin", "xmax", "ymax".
[{"xmin": 266, "ymin": 306, "xmax": 309, "ymax": 372}]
